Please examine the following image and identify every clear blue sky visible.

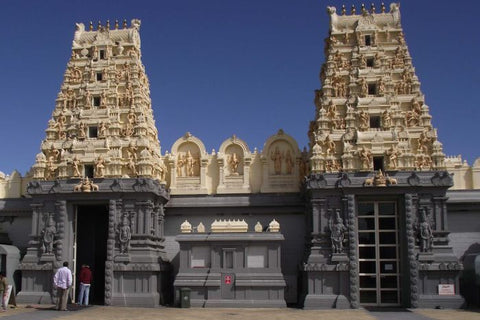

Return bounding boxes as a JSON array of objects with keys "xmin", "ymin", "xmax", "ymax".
[{"xmin": 0, "ymin": 0, "xmax": 479, "ymax": 175}]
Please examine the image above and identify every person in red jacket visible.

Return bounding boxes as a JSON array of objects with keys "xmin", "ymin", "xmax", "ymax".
[{"xmin": 77, "ymin": 265, "xmax": 92, "ymax": 306}]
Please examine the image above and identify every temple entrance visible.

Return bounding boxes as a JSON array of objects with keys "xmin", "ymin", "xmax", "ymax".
[
  {"xmin": 357, "ymin": 201, "xmax": 401, "ymax": 306},
  {"xmin": 74, "ymin": 204, "xmax": 109, "ymax": 305}
]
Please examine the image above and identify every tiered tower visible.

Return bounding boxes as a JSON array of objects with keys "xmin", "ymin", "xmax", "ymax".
[
  {"xmin": 32, "ymin": 19, "xmax": 166, "ymax": 181},
  {"xmin": 302, "ymin": 4, "xmax": 462, "ymax": 309},
  {"xmin": 308, "ymin": 3, "xmax": 445, "ymax": 174},
  {"xmin": 19, "ymin": 20, "xmax": 170, "ymax": 307}
]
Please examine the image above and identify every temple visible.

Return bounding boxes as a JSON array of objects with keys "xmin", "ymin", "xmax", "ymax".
[{"xmin": 0, "ymin": 4, "xmax": 479, "ymax": 309}]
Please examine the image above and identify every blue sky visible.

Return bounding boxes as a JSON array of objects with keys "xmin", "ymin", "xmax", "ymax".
[{"xmin": 0, "ymin": 0, "xmax": 479, "ymax": 175}]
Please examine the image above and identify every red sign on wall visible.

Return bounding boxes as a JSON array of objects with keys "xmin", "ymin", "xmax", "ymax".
[{"xmin": 224, "ymin": 275, "xmax": 232, "ymax": 285}]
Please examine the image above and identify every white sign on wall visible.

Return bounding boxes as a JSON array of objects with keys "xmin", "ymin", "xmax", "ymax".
[{"xmin": 438, "ymin": 284, "xmax": 455, "ymax": 295}]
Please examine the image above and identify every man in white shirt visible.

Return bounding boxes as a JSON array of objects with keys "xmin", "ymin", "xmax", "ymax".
[{"xmin": 53, "ymin": 261, "xmax": 72, "ymax": 311}]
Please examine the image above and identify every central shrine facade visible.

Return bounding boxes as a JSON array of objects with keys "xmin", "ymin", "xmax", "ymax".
[{"xmin": 1, "ymin": 3, "xmax": 478, "ymax": 309}]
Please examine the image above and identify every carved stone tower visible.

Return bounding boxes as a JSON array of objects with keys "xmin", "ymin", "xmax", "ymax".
[
  {"xmin": 303, "ymin": 4, "xmax": 462, "ymax": 309},
  {"xmin": 32, "ymin": 19, "xmax": 166, "ymax": 181},
  {"xmin": 308, "ymin": 3, "xmax": 445, "ymax": 174},
  {"xmin": 19, "ymin": 20, "xmax": 170, "ymax": 307}
]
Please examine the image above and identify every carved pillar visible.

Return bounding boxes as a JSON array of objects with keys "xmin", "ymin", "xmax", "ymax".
[
  {"xmin": 200, "ymin": 158, "xmax": 208, "ymax": 189},
  {"xmin": 55, "ymin": 200, "xmax": 67, "ymax": 262},
  {"xmin": 30, "ymin": 203, "xmax": 43, "ymax": 243},
  {"xmin": 346, "ymin": 194, "xmax": 358, "ymax": 308},
  {"xmin": 307, "ymin": 198, "xmax": 328, "ymax": 263},
  {"xmin": 405, "ymin": 193, "xmax": 419, "ymax": 308},
  {"xmin": 105, "ymin": 199, "xmax": 117, "ymax": 305},
  {"xmin": 158, "ymin": 203, "xmax": 165, "ymax": 239},
  {"xmin": 243, "ymin": 157, "xmax": 251, "ymax": 189},
  {"xmin": 217, "ymin": 157, "xmax": 225, "ymax": 188}
]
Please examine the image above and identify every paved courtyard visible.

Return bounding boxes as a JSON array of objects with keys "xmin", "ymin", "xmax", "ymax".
[{"xmin": 0, "ymin": 305, "xmax": 478, "ymax": 320}]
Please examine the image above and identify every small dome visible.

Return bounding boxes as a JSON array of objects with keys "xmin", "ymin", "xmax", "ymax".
[{"xmin": 35, "ymin": 152, "xmax": 46, "ymax": 162}]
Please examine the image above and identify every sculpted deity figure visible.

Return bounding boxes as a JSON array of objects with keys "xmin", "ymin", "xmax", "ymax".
[
  {"xmin": 359, "ymin": 78, "xmax": 368, "ymax": 97},
  {"xmin": 55, "ymin": 113, "xmax": 67, "ymax": 139},
  {"xmin": 176, "ymin": 154, "xmax": 185, "ymax": 177},
  {"xmin": 95, "ymin": 156, "xmax": 106, "ymax": 178},
  {"xmin": 417, "ymin": 130, "xmax": 432, "ymax": 154},
  {"xmin": 285, "ymin": 150, "xmax": 294, "ymax": 175},
  {"xmin": 185, "ymin": 151, "xmax": 197, "ymax": 177},
  {"xmin": 117, "ymin": 213, "xmax": 132, "ymax": 254},
  {"xmin": 378, "ymin": 77, "xmax": 385, "ymax": 95},
  {"xmin": 418, "ymin": 208, "xmax": 433, "ymax": 252},
  {"xmin": 382, "ymin": 110, "xmax": 391, "ymax": 129},
  {"xmin": 359, "ymin": 54, "xmax": 367, "ymax": 68},
  {"xmin": 271, "ymin": 146, "xmax": 283, "ymax": 175},
  {"xmin": 228, "ymin": 153, "xmax": 240, "ymax": 175},
  {"xmin": 358, "ymin": 110, "xmax": 369, "ymax": 130},
  {"xmin": 386, "ymin": 146, "xmax": 400, "ymax": 169},
  {"xmin": 41, "ymin": 213, "xmax": 56, "ymax": 254},
  {"xmin": 45, "ymin": 156, "xmax": 56, "ymax": 180},
  {"xmin": 323, "ymin": 136, "xmax": 336, "ymax": 155},
  {"xmin": 127, "ymin": 153, "xmax": 137, "ymax": 176},
  {"xmin": 416, "ymin": 154, "xmax": 433, "ymax": 170},
  {"xmin": 85, "ymin": 90, "xmax": 92, "ymax": 109},
  {"xmin": 71, "ymin": 156, "xmax": 81, "ymax": 177},
  {"xmin": 326, "ymin": 100, "xmax": 336, "ymax": 120},
  {"xmin": 99, "ymin": 121, "xmax": 108, "ymax": 137},
  {"xmin": 91, "ymin": 46, "xmax": 98, "ymax": 60},
  {"xmin": 329, "ymin": 209, "xmax": 347, "ymax": 254},
  {"xmin": 358, "ymin": 147, "xmax": 372, "ymax": 170}
]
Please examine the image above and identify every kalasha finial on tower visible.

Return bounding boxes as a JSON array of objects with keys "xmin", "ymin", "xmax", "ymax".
[
  {"xmin": 89, "ymin": 21, "xmax": 93, "ymax": 31},
  {"xmin": 97, "ymin": 20, "xmax": 102, "ymax": 30},
  {"xmin": 381, "ymin": 2, "xmax": 386, "ymax": 13},
  {"xmin": 106, "ymin": 20, "xmax": 110, "ymax": 29},
  {"xmin": 341, "ymin": 4, "xmax": 346, "ymax": 15},
  {"xmin": 361, "ymin": 4, "xmax": 366, "ymax": 14},
  {"xmin": 115, "ymin": 19, "xmax": 119, "ymax": 29},
  {"xmin": 370, "ymin": 3, "xmax": 376, "ymax": 13},
  {"xmin": 122, "ymin": 19, "xmax": 127, "ymax": 29},
  {"xmin": 351, "ymin": 5, "xmax": 356, "ymax": 14}
]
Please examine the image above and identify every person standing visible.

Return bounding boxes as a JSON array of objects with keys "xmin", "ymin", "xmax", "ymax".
[
  {"xmin": 53, "ymin": 262, "xmax": 72, "ymax": 311},
  {"xmin": 77, "ymin": 264, "xmax": 92, "ymax": 306},
  {"xmin": 0, "ymin": 273, "xmax": 8, "ymax": 312}
]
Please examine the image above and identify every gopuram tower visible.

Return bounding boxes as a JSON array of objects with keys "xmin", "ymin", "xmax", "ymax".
[
  {"xmin": 19, "ymin": 20, "xmax": 170, "ymax": 307},
  {"xmin": 303, "ymin": 4, "xmax": 463, "ymax": 309}
]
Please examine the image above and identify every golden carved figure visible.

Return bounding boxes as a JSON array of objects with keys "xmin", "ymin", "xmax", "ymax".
[
  {"xmin": 386, "ymin": 146, "xmax": 400, "ymax": 169},
  {"xmin": 74, "ymin": 177, "xmax": 99, "ymax": 192},
  {"xmin": 417, "ymin": 131, "xmax": 432, "ymax": 154},
  {"xmin": 95, "ymin": 156, "xmax": 106, "ymax": 178},
  {"xmin": 382, "ymin": 110, "xmax": 391, "ymax": 129},
  {"xmin": 176, "ymin": 155, "xmax": 184, "ymax": 177},
  {"xmin": 127, "ymin": 153, "xmax": 137, "ymax": 176},
  {"xmin": 323, "ymin": 136, "xmax": 336, "ymax": 155},
  {"xmin": 185, "ymin": 150, "xmax": 197, "ymax": 177},
  {"xmin": 71, "ymin": 156, "xmax": 81, "ymax": 177},
  {"xmin": 358, "ymin": 147, "xmax": 372, "ymax": 170},
  {"xmin": 45, "ymin": 156, "xmax": 56, "ymax": 180},
  {"xmin": 359, "ymin": 110, "xmax": 369, "ymax": 130},
  {"xmin": 228, "ymin": 152, "xmax": 240, "ymax": 175},
  {"xmin": 271, "ymin": 146, "xmax": 283, "ymax": 175}
]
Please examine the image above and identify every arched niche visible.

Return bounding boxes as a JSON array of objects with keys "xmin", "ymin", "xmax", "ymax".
[
  {"xmin": 261, "ymin": 129, "xmax": 301, "ymax": 192},
  {"xmin": 168, "ymin": 132, "xmax": 208, "ymax": 194},
  {"xmin": 217, "ymin": 135, "xmax": 252, "ymax": 194}
]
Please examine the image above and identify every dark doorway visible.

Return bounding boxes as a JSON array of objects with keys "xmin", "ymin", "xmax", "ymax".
[{"xmin": 76, "ymin": 205, "xmax": 108, "ymax": 305}]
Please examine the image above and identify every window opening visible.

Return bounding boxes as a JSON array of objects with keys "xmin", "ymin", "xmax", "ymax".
[
  {"xmin": 88, "ymin": 126, "xmax": 98, "ymax": 138},
  {"xmin": 84, "ymin": 165, "xmax": 94, "ymax": 178},
  {"xmin": 370, "ymin": 116, "xmax": 381, "ymax": 128},
  {"xmin": 373, "ymin": 157, "xmax": 384, "ymax": 172}
]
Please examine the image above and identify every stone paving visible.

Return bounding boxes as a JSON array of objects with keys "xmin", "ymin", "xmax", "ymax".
[{"xmin": 0, "ymin": 305, "xmax": 477, "ymax": 320}]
